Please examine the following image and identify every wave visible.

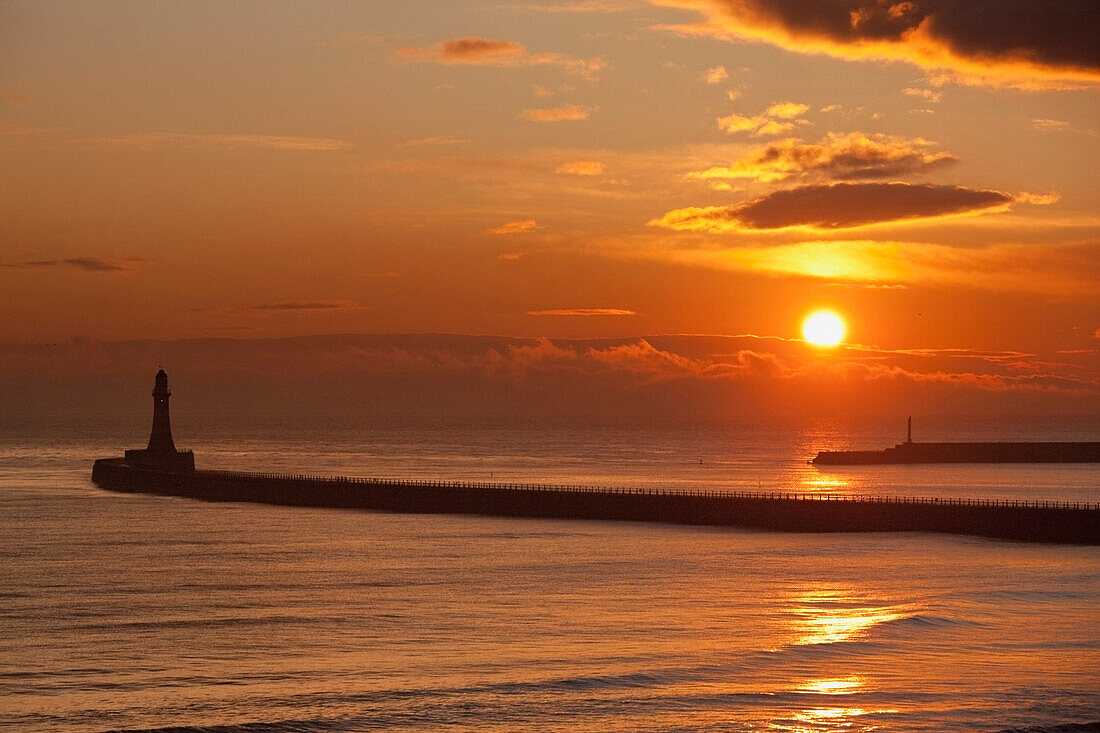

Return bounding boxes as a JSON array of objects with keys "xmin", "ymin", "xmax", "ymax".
[
  {"xmin": 992, "ymin": 723, "xmax": 1100, "ymax": 733},
  {"xmin": 874, "ymin": 612, "xmax": 982, "ymax": 632},
  {"xmin": 104, "ymin": 721, "xmax": 343, "ymax": 733}
]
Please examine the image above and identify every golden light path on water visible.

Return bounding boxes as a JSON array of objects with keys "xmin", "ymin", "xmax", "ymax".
[
  {"xmin": 797, "ymin": 677, "xmax": 863, "ymax": 695},
  {"xmin": 771, "ymin": 589, "xmax": 908, "ymax": 731},
  {"xmin": 788, "ymin": 588, "xmax": 910, "ymax": 646},
  {"xmin": 796, "ymin": 475, "xmax": 852, "ymax": 493}
]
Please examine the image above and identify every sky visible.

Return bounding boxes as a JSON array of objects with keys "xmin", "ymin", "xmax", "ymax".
[{"xmin": 1, "ymin": 1, "xmax": 1098, "ymax": 421}]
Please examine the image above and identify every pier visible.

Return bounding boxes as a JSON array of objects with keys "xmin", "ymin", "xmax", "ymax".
[
  {"xmin": 91, "ymin": 460, "xmax": 1100, "ymax": 545},
  {"xmin": 91, "ymin": 372, "xmax": 1100, "ymax": 545}
]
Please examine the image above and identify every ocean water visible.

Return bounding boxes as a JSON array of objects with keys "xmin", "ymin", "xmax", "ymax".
[{"xmin": 1, "ymin": 415, "xmax": 1099, "ymax": 732}]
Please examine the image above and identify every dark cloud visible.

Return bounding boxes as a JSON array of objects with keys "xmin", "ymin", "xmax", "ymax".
[
  {"xmin": 1, "ymin": 257, "xmax": 149, "ymax": 272},
  {"xmin": 668, "ymin": 0, "xmax": 1100, "ymax": 86},
  {"xmin": 651, "ymin": 182, "xmax": 1014, "ymax": 231},
  {"xmin": 436, "ymin": 38, "xmax": 527, "ymax": 62}
]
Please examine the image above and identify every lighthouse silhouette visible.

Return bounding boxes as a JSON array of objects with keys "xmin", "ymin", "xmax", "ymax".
[{"xmin": 124, "ymin": 370, "xmax": 195, "ymax": 472}]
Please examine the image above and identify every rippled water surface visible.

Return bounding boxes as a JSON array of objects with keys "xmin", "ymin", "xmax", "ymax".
[{"xmin": 1, "ymin": 417, "xmax": 1098, "ymax": 732}]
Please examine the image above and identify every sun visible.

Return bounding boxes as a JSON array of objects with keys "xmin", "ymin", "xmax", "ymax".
[{"xmin": 802, "ymin": 310, "xmax": 846, "ymax": 347}]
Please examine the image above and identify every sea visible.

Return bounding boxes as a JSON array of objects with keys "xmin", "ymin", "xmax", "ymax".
[{"xmin": 1, "ymin": 413, "xmax": 1098, "ymax": 733}]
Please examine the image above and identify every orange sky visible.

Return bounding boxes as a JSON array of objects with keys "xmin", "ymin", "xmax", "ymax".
[{"xmin": 1, "ymin": 1, "xmax": 1097, "ymax": 419}]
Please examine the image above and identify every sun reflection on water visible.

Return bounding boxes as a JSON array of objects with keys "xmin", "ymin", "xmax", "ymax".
[
  {"xmin": 797, "ymin": 475, "xmax": 851, "ymax": 494},
  {"xmin": 768, "ymin": 590, "xmax": 906, "ymax": 730},
  {"xmin": 797, "ymin": 676, "xmax": 863, "ymax": 694},
  {"xmin": 786, "ymin": 588, "xmax": 909, "ymax": 646},
  {"xmin": 770, "ymin": 705, "xmax": 900, "ymax": 733},
  {"xmin": 769, "ymin": 677, "xmax": 898, "ymax": 732}
]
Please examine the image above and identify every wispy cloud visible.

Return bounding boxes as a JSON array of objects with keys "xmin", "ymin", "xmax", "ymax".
[
  {"xmin": 704, "ymin": 65, "xmax": 729, "ymax": 83},
  {"xmin": 247, "ymin": 300, "xmax": 357, "ymax": 311},
  {"xmin": 1, "ymin": 256, "xmax": 149, "ymax": 272},
  {"xmin": 398, "ymin": 136, "xmax": 469, "ymax": 147},
  {"xmin": 513, "ymin": 1, "xmax": 633, "ymax": 12},
  {"xmin": 0, "ymin": 126, "xmax": 352, "ymax": 151},
  {"xmin": 520, "ymin": 104, "xmax": 591, "ymax": 122},
  {"xmin": 555, "ymin": 160, "xmax": 606, "ymax": 175},
  {"xmin": 526, "ymin": 308, "xmax": 636, "ymax": 316},
  {"xmin": 0, "ymin": 90, "xmax": 33, "ymax": 107},
  {"xmin": 85, "ymin": 132, "xmax": 352, "ymax": 151},
  {"xmin": 903, "ymin": 87, "xmax": 942, "ymax": 102},
  {"xmin": 1032, "ymin": 118, "xmax": 1095, "ymax": 135},
  {"xmin": 489, "ymin": 218, "xmax": 543, "ymax": 234},
  {"xmin": 398, "ymin": 37, "xmax": 605, "ymax": 80}
]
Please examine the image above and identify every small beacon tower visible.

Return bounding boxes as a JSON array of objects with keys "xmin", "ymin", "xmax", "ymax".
[{"xmin": 124, "ymin": 370, "xmax": 195, "ymax": 472}]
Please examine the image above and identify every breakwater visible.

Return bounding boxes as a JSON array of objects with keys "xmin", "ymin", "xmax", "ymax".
[
  {"xmin": 91, "ymin": 458, "xmax": 1100, "ymax": 545},
  {"xmin": 812, "ymin": 441, "xmax": 1100, "ymax": 465}
]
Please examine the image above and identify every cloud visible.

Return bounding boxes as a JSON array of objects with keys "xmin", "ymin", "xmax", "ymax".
[
  {"xmin": 4, "ymin": 333, "xmax": 1095, "ymax": 421},
  {"xmin": 0, "ymin": 90, "xmax": 33, "ymax": 107},
  {"xmin": 405, "ymin": 37, "xmax": 526, "ymax": 64},
  {"xmin": 526, "ymin": 308, "xmax": 636, "ymax": 316},
  {"xmin": 1, "ymin": 256, "xmax": 149, "ymax": 272},
  {"xmin": 653, "ymin": 239, "xmax": 1100, "ymax": 295},
  {"xmin": 83, "ymin": 132, "xmax": 352, "ymax": 151},
  {"xmin": 704, "ymin": 65, "xmax": 729, "ymax": 83},
  {"xmin": 520, "ymin": 105, "xmax": 591, "ymax": 122},
  {"xmin": 398, "ymin": 37, "xmax": 605, "ymax": 79},
  {"xmin": 1032, "ymin": 118, "xmax": 1071, "ymax": 131},
  {"xmin": 651, "ymin": 0, "xmax": 1100, "ymax": 88},
  {"xmin": 903, "ymin": 87, "xmax": 942, "ymax": 102},
  {"xmin": 248, "ymin": 301, "xmax": 356, "ymax": 311},
  {"xmin": 1032, "ymin": 118, "xmax": 1095, "ymax": 135},
  {"xmin": 518, "ymin": 0, "xmax": 633, "ymax": 11},
  {"xmin": 398, "ymin": 136, "xmax": 469, "ymax": 147},
  {"xmin": 717, "ymin": 114, "xmax": 793, "ymax": 136},
  {"xmin": 490, "ymin": 218, "xmax": 543, "ymax": 234},
  {"xmin": 687, "ymin": 132, "xmax": 956, "ymax": 183},
  {"xmin": 765, "ymin": 101, "xmax": 809, "ymax": 119},
  {"xmin": 1015, "ymin": 192, "xmax": 1061, "ymax": 205},
  {"xmin": 717, "ymin": 101, "xmax": 808, "ymax": 136},
  {"xmin": 555, "ymin": 160, "xmax": 606, "ymax": 175},
  {"xmin": 0, "ymin": 126, "xmax": 352, "ymax": 151},
  {"xmin": 650, "ymin": 182, "xmax": 1015, "ymax": 232}
]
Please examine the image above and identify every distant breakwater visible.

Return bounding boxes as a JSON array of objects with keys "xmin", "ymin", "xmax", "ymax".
[{"xmin": 91, "ymin": 459, "xmax": 1100, "ymax": 545}]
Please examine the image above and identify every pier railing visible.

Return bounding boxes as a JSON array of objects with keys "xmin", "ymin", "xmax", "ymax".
[{"xmin": 194, "ymin": 469, "xmax": 1100, "ymax": 511}]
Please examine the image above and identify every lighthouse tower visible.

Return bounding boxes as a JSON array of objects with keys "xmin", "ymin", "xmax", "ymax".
[
  {"xmin": 147, "ymin": 369, "xmax": 177, "ymax": 454},
  {"xmin": 125, "ymin": 370, "xmax": 195, "ymax": 472}
]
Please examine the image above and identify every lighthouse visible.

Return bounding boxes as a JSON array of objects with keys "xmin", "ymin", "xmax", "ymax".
[
  {"xmin": 124, "ymin": 370, "xmax": 195, "ymax": 472},
  {"xmin": 147, "ymin": 369, "xmax": 177, "ymax": 454}
]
